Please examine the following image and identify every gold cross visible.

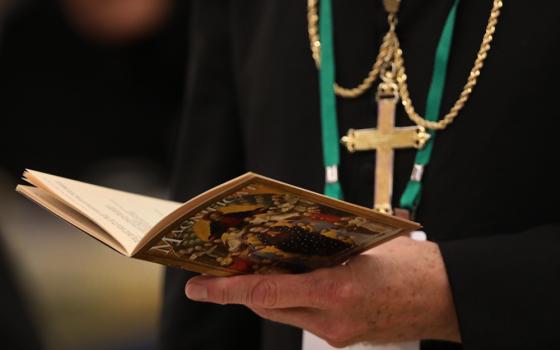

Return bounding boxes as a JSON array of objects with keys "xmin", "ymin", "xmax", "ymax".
[{"xmin": 341, "ymin": 84, "xmax": 430, "ymax": 215}]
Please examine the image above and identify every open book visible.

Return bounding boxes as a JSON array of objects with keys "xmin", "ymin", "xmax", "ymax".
[{"xmin": 16, "ymin": 170, "xmax": 420, "ymax": 276}]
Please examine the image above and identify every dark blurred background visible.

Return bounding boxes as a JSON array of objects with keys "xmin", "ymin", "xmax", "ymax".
[{"xmin": 0, "ymin": 0, "xmax": 189, "ymax": 348}]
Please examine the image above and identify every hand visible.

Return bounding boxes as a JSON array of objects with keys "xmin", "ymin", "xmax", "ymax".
[{"xmin": 185, "ymin": 236, "xmax": 461, "ymax": 347}]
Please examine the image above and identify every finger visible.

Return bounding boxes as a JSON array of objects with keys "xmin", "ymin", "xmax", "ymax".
[
  {"xmin": 185, "ymin": 270, "xmax": 338, "ymax": 309},
  {"xmin": 186, "ymin": 274, "xmax": 312, "ymax": 308}
]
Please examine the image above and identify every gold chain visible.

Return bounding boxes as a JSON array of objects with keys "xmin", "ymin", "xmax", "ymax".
[
  {"xmin": 395, "ymin": 0, "xmax": 503, "ymax": 130},
  {"xmin": 307, "ymin": 0, "xmax": 504, "ymax": 131},
  {"xmin": 307, "ymin": 0, "xmax": 396, "ymax": 98}
]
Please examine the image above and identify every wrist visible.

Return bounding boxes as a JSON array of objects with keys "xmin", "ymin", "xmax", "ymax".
[{"xmin": 424, "ymin": 241, "xmax": 461, "ymax": 342}]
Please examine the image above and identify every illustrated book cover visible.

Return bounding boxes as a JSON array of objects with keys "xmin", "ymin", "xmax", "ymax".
[{"xmin": 16, "ymin": 170, "xmax": 420, "ymax": 276}]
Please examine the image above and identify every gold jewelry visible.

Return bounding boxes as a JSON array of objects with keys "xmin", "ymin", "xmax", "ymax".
[
  {"xmin": 307, "ymin": 0, "xmax": 503, "ymax": 131},
  {"xmin": 395, "ymin": 0, "xmax": 504, "ymax": 130},
  {"xmin": 307, "ymin": 0, "xmax": 397, "ymax": 98}
]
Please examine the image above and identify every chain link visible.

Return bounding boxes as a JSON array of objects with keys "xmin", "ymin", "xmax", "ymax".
[
  {"xmin": 307, "ymin": 0, "xmax": 394, "ymax": 98},
  {"xmin": 307, "ymin": 0, "xmax": 504, "ymax": 131},
  {"xmin": 395, "ymin": 0, "xmax": 503, "ymax": 130}
]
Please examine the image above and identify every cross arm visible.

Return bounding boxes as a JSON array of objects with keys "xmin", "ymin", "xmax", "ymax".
[{"xmin": 341, "ymin": 126, "xmax": 430, "ymax": 152}]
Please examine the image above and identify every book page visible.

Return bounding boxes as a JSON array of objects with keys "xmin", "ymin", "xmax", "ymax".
[
  {"xmin": 17, "ymin": 185, "xmax": 127, "ymax": 255},
  {"xmin": 24, "ymin": 170, "xmax": 181, "ymax": 254}
]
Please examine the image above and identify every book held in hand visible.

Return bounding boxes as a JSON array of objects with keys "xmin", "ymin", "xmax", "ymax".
[{"xmin": 16, "ymin": 170, "xmax": 420, "ymax": 276}]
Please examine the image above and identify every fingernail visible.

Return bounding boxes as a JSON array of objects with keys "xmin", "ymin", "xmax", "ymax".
[{"xmin": 186, "ymin": 283, "xmax": 208, "ymax": 300}]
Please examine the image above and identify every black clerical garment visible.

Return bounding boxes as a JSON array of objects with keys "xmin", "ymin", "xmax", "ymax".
[{"xmin": 161, "ymin": 1, "xmax": 560, "ymax": 349}]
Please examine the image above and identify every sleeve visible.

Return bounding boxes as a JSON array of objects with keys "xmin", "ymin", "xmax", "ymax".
[
  {"xmin": 158, "ymin": 1, "xmax": 261, "ymax": 349},
  {"xmin": 438, "ymin": 224, "xmax": 560, "ymax": 350}
]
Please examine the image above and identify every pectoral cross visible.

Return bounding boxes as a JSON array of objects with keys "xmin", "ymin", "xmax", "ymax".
[{"xmin": 341, "ymin": 81, "xmax": 430, "ymax": 215}]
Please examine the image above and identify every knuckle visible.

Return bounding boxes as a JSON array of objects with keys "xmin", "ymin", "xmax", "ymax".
[
  {"xmin": 325, "ymin": 331, "xmax": 351, "ymax": 348},
  {"xmin": 323, "ymin": 322, "xmax": 356, "ymax": 348},
  {"xmin": 326, "ymin": 339, "xmax": 349, "ymax": 349},
  {"xmin": 322, "ymin": 278, "xmax": 355, "ymax": 308},
  {"xmin": 302, "ymin": 275, "xmax": 322, "ymax": 306},
  {"xmin": 250, "ymin": 279, "xmax": 278, "ymax": 307},
  {"xmin": 251, "ymin": 307, "xmax": 272, "ymax": 320},
  {"xmin": 218, "ymin": 277, "xmax": 241, "ymax": 304},
  {"xmin": 219, "ymin": 284, "xmax": 232, "ymax": 305},
  {"xmin": 337, "ymin": 279, "xmax": 357, "ymax": 301}
]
